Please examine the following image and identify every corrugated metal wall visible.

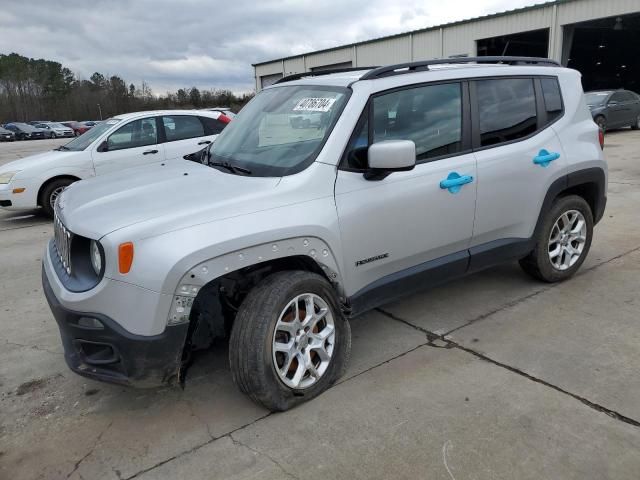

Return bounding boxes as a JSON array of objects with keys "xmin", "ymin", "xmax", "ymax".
[
  {"xmin": 356, "ymin": 36, "xmax": 411, "ymax": 66},
  {"xmin": 442, "ymin": 6, "xmax": 555, "ymax": 56},
  {"xmin": 253, "ymin": 0, "xmax": 640, "ymax": 90}
]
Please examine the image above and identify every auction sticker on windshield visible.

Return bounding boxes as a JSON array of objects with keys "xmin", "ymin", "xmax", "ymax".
[{"xmin": 293, "ymin": 98, "xmax": 336, "ymax": 112}]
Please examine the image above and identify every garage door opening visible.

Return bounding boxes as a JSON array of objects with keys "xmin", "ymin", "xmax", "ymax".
[
  {"xmin": 565, "ymin": 13, "xmax": 640, "ymax": 92},
  {"xmin": 477, "ymin": 28, "xmax": 549, "ymax": 57}
]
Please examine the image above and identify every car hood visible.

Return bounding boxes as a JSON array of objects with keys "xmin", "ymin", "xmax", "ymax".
[
  {"xmin": 57, "ymin": 160, "xmax": 282, "ymax": 239},
  {"xmin": 0, "ymin": 150, "xmax": 81, "ymax": 174}
]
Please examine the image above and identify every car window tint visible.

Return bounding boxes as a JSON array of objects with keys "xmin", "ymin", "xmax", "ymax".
[
  {"xmin": 199, "ymin": 116, "xmax": 226, "ymax": 135},
  {"xmin": 372, "ymin": 82, "xmax": 462, "ymax": 161},
  {"xmin": 541, "ymin": 77, "xmax": 563, "ymax": 123},
  {"xmin": 107, "ymin": 118, "xmax": 157, "ymax": 151},
  {"xmin": 610, "ymin": 92, "xmax": 625, "ymax": 103},
  {"xmin": 163, "ymin": 116, "xmax": 205, "ymax": 141},
  {"xmin": 477, "ymin": 78, "xmax": 537, "ymax": 147}
]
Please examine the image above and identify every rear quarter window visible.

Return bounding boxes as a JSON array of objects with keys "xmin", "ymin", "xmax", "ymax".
[{"xmin": 540, "ymin": 77, "xmax": 563, "ymax": 123}]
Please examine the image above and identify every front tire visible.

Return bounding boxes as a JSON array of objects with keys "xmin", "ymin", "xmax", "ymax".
[
  {"xmin": 520, "ymin": 195, "xmax": 593, "ymax": 282},
  {"xmin": 229, "ymin": 271, "xmax": 351, "ymax": 411},
  {"xmin": 631, "ymin": 114, "xmax": 640, "ymax": 131},
  {"xmin": 595, "ymin": 115, "xmax": 606, "ymax": 132},
  {"xmin": 40, "ymin": 178, "xmax": 75, "ymax": 218}
]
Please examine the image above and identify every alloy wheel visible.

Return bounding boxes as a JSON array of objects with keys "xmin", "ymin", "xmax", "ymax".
[
  {"xmin": 272, "ymin": 293, "xmax": 335, "ymax": 389},
  {"xmin": 49, "ymin": 186, "xmax": 66, "ymax": 211},
  {"xmin": 548, "ymin": 209, "xmax": 587, "ymax": 271}
]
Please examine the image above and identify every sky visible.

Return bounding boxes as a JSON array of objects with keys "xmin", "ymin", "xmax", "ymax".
[{"xmin": 0, "ymin": 0, "xmax": 541, "ymax": 94}]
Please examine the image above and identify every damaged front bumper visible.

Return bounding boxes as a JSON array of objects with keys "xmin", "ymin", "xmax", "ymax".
[{"xmin": 42, "ymin": 268, "xmax": 189, "ymax": 387}]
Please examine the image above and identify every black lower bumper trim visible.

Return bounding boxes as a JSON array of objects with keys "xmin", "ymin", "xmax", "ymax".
[
  {"xmin": 42, "ymin": 266, "xmax": 189, "ymax": 387},
  {"xmin": 0, "ymin": 200, "xmax": 11, "ymax": 207}
]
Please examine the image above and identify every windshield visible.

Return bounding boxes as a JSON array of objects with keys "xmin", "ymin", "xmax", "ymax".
[
  {"xmin": 209, "ymin": 85, "xmax": 350, "ymax": 176},
  {"xmin": 585, "ymin": 92, "xmax": 610, "ymax": 106},
  {"xmin": 49, "ymin": 122, "xmax": 67, "ymax": 128},
  {"xmin": 61, "ymin": 118, "xmax": 122, "ymax": 151}
]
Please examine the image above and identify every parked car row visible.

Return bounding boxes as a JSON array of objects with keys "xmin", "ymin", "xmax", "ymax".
[{"xmin": 0, "ymin": 120, "xmax": 100, "ymax": 141}]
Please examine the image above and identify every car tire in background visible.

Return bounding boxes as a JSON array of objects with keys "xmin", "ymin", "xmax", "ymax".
[
  {"xmin": 632, "ymin": 115, "xmax": 640, "ymax": 131},
  {"xmin": 40, "ymin": 178, "xmax": 76, "ymax": 218},
  {"xmin": 229, "ymin": 270, "xmax": 351, "ymax": 411},
  {"xmin": 520, "ymin": 195, "xmax": 593, "ymax": 283},
  {"xmin": 51, "ymin": 132, "xmax": 57, "ymax": 138},
  {"xmin": 594, "ymin": 115, "xmax": 606, "ymax": 132}
]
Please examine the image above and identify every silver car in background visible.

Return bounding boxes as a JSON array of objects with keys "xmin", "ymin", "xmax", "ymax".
[{"xmin": 42, "ymin": 57, "xmax": 607, "ymax": 412}]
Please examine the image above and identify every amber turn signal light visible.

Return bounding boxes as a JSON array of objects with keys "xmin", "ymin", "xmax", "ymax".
[{"xmin": 118, "ymin": 242, "xmax": 134, "ymax": 274}]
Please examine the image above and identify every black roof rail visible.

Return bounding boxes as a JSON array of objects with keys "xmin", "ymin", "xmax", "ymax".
[
  {"xmin": 274, "ymin": 66, "xmax": 379, "ymax": 85},
  {"xmin": 360, "ymin": 56, "xmax": 561, "ymax": 80}
]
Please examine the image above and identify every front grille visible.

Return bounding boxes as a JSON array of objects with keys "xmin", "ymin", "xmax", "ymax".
[{"xmin": 54, "ymin": 214, "xmax": 73, "ymax": 274}]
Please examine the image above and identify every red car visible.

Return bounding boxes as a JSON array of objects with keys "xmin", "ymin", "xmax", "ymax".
[{"xmin": 61, "ymin": 121, "xmax": 91, "ymax": 136}]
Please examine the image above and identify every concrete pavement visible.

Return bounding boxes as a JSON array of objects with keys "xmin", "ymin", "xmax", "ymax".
[{"xmin": 0, "ymin": 130, "xmax": 639, "ymax": 479}]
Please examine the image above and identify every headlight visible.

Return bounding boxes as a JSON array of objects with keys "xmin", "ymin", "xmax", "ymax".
[
  {"xmin": 90, "ymin": 240, "xmax": 103, "ymax": 275},
  {"xmin": 0, "ymin": 171, "xmax": 19, "ymax": 184}
]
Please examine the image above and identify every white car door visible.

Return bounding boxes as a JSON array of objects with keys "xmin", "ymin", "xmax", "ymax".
[
  {"xmin": 335, "ymin": 81, "xmax": 477, "ymax": 308},
  {"xmin": 470, "ymin": 77, "xmax": 567, "ymax": 252},
  {"xmin": 92, "ymin": 116, "xmax": 166, "ymax": 175},
  {"xmin": 160, "ymin": 115, "xmax": 223, "ymax": 161}
]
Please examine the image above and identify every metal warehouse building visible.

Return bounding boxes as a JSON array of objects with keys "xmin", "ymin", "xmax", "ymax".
[{"xmin": 253, "ymin": 0, "xmax": 640, "ymax": 92}]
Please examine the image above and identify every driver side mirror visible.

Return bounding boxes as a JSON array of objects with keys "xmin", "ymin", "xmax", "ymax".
[
  {"xmin": 97, "ymin": 141, "xmax": 109, "ymax": 153},
  {"xmin": 364, "ymin": 140, "xmax": 416, "ymax": 181},
  {"xmin": 607, "ymin": 100, "xmax": 618, "ymax": 106}
]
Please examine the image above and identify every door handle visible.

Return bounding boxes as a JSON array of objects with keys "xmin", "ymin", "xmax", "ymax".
[
  {"xmin": 533, "ymin": 149, "xmax": 560, "ymax": 167},
  {"xmin": 198, "ymin": 140, "xmax": 212, "ymax": 145},
  {"xmin": 439, "ymin": 172, "xmax": 474, "ymax": 194},
  {"xmin": 143, "ymin": 149, "xmax": 159, "ymax": 155}
]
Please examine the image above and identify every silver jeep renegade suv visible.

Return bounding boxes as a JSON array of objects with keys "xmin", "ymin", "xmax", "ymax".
[{"xmin": 42, "ymin": 57, "xmax": 607, "ymax": 411}]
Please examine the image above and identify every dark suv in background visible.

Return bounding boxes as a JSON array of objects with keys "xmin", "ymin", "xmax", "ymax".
[
  {"xmin": 586, "ymin": 89, "xmax": 640, "ymax": 131},
  {"xmin": 4, "ymin": 123, "xmax": 46, "ymax": 140}
]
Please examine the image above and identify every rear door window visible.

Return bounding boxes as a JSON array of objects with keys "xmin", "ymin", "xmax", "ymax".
[
  {"xmin": 162, "ymin": 115, "xmax": 205, "ymax": 142},
  {"xmin": 476, "ymin": 78, "xmax": 537, "ymax": 147}
]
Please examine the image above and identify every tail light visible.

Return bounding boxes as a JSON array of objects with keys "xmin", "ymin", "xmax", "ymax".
[
  {"xmin": 218, "ymin": 114, "xmax": 231, "ymax": 124},
  {"xmin": 598, "ymin": 128, "xmax": 604, "ymax": 150}
]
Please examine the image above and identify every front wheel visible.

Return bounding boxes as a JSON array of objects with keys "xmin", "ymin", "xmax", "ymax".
[
  {"xmin": 631, "ymin": 114, "xmax": 640, "ymax": 131},
  {"xmin": 595, "ymin": 115, "xmax": 606, "ymax": 132},
  {"xmin": 51, "ymin": 132, "xmax": 57, "ymax": 138},
  {"xmin": 40, "ymin": 178, "xmax": 75, "ymax": 217},
  {"xmin": 519, "ymin": 195, "xmax": 593, "ymax": 282},
  {"xmin": 229, "ymin": 271, "xmax": 351, "ymax": 411}
]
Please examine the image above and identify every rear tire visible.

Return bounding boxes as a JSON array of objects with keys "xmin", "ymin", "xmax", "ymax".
[
  {"xmin": 631, "ymin": 114, "xmax": 640, "ymax": 131},
  {"xmin": 229, "ymin": 270, "xmax": 350, "ymax": 411},
  {"xmin": 595, "ymin": 115, "xmax": 606, "ymax": 132},
  {"xmin": 40, "ymin": 178, "xmax": 75, "ymax": 218},
  {"xmin": 519, "ymin": 195, "xmax": 593, "ymax": 283}
]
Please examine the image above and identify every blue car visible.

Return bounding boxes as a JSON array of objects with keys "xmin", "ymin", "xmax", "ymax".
[{"xmin": 585, "ymin": 89, "xmax": 640, "ymax": 132}]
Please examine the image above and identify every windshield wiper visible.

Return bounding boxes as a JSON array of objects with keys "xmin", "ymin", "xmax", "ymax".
[
  {"xmin": 55, "ymin": 145, "xmax": 70, "ymax": 151},
  {"xmin": 209, "ymin": 161, "xmax": 252, "ymax": 175}
]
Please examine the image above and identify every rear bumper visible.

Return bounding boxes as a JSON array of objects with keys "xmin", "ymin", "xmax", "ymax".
[{"xmin": 42, "ymin": 267, "xmax": 189, "ymax": 387}]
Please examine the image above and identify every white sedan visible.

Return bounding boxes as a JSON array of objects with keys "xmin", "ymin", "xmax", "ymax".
[{"xmin": 0, "ymin": 110, "xmax": 231, "ymax": 216}]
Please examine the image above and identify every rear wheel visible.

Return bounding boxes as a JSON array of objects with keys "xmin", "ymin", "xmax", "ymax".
[
  {"xmin": 595, "ymin": 115, "xmax": 606, "ymax": 132},
  {"xmin": 631, "ymin": 114, "xmax": 640, "ymax": 130},
  {"xmin": 520, "ymin": 195, "xmax": 593, "ymax": 282},
  {"xmin": 229, "ymin": 271, "xmax": 350, "ymax": 411},
  {"xmin": 40, "ymin": 178, "xmax": 75, "ymax": 217}
]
